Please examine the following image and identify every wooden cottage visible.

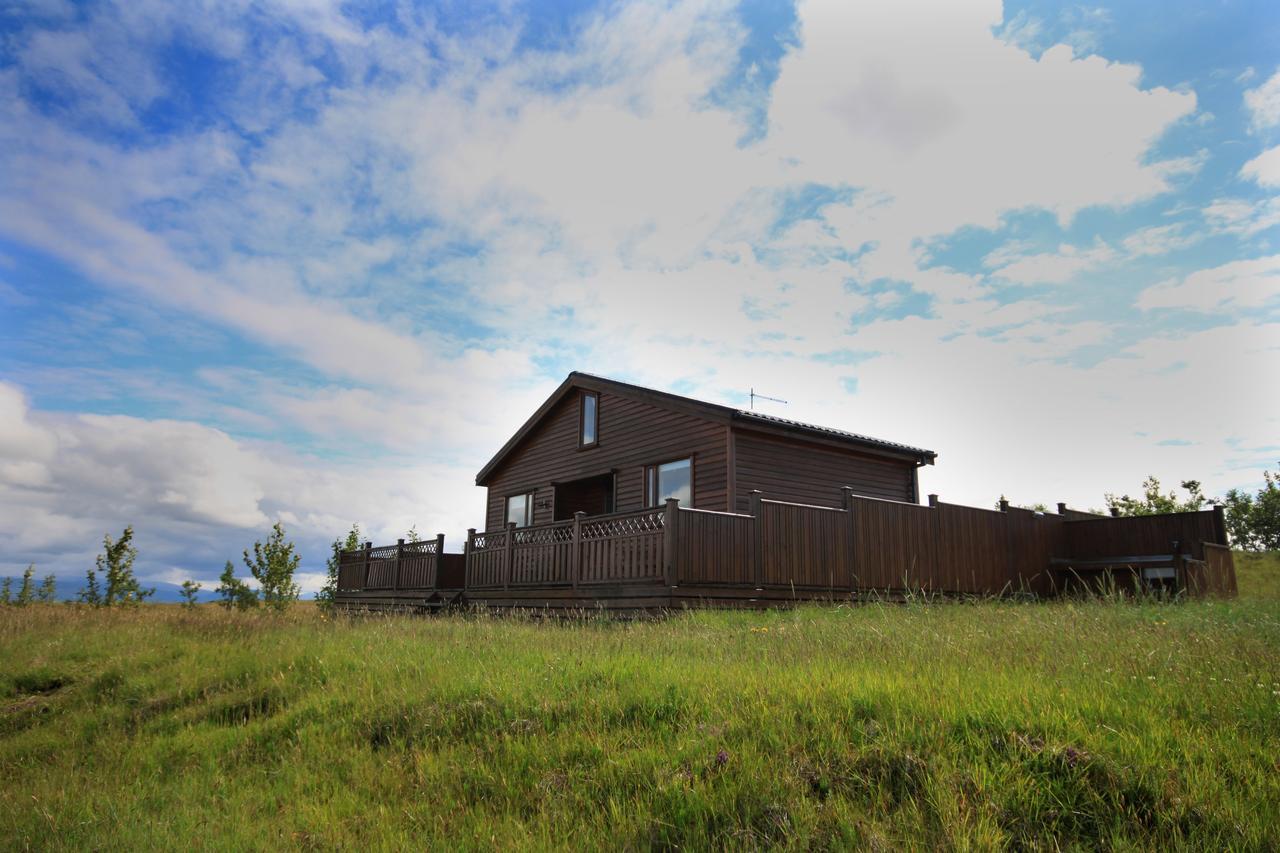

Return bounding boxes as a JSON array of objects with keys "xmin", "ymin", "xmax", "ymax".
[
  {"xmin": 335, "ymin": 373, "xmax": 1236, "ymax": 611},
  {"xmin": 476, "ymin": 372, "xmax": 937, "ymax": 531}
]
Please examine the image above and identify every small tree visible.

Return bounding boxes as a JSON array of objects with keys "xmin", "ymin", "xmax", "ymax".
[
  {"xmin": 243, "ymin": 522, "xmax": 301, "ymax": 612},
  {"xmin": 77, "ymin": 569, "xmax": 102, "ymax": 606},
  {"xmin": 215, "ymin": 561, "xmax": 258, "ymax": 610},
  {"xmin": 0, "ymin": 577, "xmax": 10, "ymax": 605},
  {"xmin": 16, "ymin": 565, "xmax": 35, "ymax": 606},
  {"xmin": 97, "ymin": 526, "xmax": 153, "ymax": 605},
  {"xmin": 179, "ymin": 580, "xmax": 202, "ymax": 609},
  {"xmin": 406, "ymin": 524, "xmax": 421, "ymax": 544},
  {"xmin": 1222, "ymin": 465, "xmax": 1280, "ymax": 552},
  {"xmin": 1105, "ymin": 476, "xmax": 1208, "ymax": 517},
  {"xmin": 318, "ymin": 523, "xmax": 361, "ymax": 613},
  {"xmin": 37, "ymin": 573, "xmax": 57, "ymax": 603}
]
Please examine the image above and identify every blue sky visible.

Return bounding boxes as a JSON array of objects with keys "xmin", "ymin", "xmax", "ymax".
[{"xmin": 1, "ymin": 0, "xmax": 1277, "ymax": 591}]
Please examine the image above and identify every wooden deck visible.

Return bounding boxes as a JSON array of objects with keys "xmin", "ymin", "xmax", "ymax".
[{"xmin": 335, "ymin": 494, "xmax": 1236, "ymax": 613}]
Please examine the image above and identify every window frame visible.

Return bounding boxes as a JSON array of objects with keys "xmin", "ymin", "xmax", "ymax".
[
  {"xmin": 504, "ymin": 491, "xmax": 535, "ymax": 528},
  {"xmin": 578, "ymin": 391, "xmax": 599, "ymax": 449},
  {"xmin": 645, "ymin": 455, "xmax": 694, "ymax": 508}
]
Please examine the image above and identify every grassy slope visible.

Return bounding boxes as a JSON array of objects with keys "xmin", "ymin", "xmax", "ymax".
[{"xmin": 1, "ymin": 555, "xmax": 1277, "ymax": 850}]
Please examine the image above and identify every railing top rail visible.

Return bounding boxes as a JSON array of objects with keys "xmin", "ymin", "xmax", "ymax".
[
  {"xmin": 844, "ymin": 493, "xmax": 932, "ymax": 509},
  {"xmin": 676, "ymin": 506, "xmax": 754, "ymax": 519},
  {"xmin": 1062, "ymin": 508, "xmax": 1219, "ymax": 524},
  {"xmin": 759, "ymin": 498, "xmax": 847, "ymax": 512}
]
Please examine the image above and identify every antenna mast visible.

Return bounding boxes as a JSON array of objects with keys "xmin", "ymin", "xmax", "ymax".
[{"xmin": 749, "ymin": 387, "xmax": 788, "ymax": 411}]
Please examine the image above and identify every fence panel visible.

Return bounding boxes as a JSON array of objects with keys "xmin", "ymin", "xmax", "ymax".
[
  {"xmin": 338, "ymin": 550, "xmax": 366, "ymax": 591},
  {"xmin": 1195, "ymin": 543, "xmax": 1238, "ymax": 597},
  {"xmin": 397, "ymin": 540, "xmax": 438, "ymax": 589},
  {"xmin": 849, "ymin": 497, "xmax": 936, "ymax": 590},
  {"xmin": 511, "ymin": 522, "xmax": 574, "ymax": 586},
  {"xmin": 579, "ymin": 509, "xmax": 666, "ymax": 583},
  {"xmin": 365, "ymin": 544, "xmax": 398, "ymax": 589},
  {"xmin": 1065, "ymin": 511, "xmax": 1222, "ymax": 561},
  {"xmin": 1003, "ymin": 507, "xmax": 1065, "ymax": 596},
  {"xmin": 760, "ymin": 500, "xmax": 851, "ymax": 590},
  {"xmin": 933, "ymin": 502, "xmax": 1011, "ymax": 593},
  {"xmin": 467, "ymin": 529, "xmax": 508, "ymax": 588},
  {"xmin": 675, "ymin": 508, "xmax": 755, "ymax": 585}
]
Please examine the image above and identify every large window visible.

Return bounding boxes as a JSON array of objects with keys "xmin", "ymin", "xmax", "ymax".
[
  {"xmin": 646, "ymin": 457, "xmax": 692, "ymax": 507},
  {"xmin": 505, "ymin": 492, "xmax": 534, "ymax": 527},
  {"xmin": 579, "ymin": 392, "xmax": 598, "ymax": 448}
]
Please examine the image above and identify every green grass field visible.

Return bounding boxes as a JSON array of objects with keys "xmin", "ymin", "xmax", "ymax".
[{"xmin": 2, "ymin": 554, "xmax": 1278, "ymax": 850}]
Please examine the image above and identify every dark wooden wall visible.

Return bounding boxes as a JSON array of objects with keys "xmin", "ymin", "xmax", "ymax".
[
  {"xmin": 483, "ymin": 390, "xmax": 728, "ymax": 531},
  {"xmin": 732, "ymin": 429, "xmax": 916, "ymax": 512}
]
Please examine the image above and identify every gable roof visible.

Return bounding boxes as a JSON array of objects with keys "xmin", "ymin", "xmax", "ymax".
[{"xmin": 475, "ymin": 371, "xmax": 937, "ymax": 485}]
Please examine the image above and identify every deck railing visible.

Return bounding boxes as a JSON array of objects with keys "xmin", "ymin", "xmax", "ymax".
[
  {"xmin": 336, "ymin": 492, "xmax": 1236, "ymax": 603},
  {"xmin": 337, "ymin": 534, "xmax": 444, "ymax": 592},
  {"xmin": 466, "ymin": 504, "xmax": 671, "ymax": 589}
]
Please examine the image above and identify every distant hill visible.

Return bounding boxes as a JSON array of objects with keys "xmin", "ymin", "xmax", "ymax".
[{"xmin": 1, "ymin": 576, "xmax": 224, "ymax": 604}]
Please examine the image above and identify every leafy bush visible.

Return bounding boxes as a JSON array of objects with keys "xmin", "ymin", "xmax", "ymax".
[
  {"xmin": 243, "ymin": 522, "xmax": 301, "ymax": 611},
  {"xmin": 215, "ymin": 561, "xmax": 258, "ymax": 610}
]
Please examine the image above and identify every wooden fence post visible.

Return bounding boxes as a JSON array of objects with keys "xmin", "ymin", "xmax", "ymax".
[
  {"xmin": 434, "ymin": 533, "xmax": 445, "ymax": 588},
  {"xmin": 1212, "ymin": 504, "xmax": 1227, "ymax": 546},
  {"xmin": 1057, "ymin": 502, "xmax": 1068, "ymax": 516},
  {"xmin": 928, "ymin": 493, "xmax": 939, "ymax": 508},
  {"xmin": 572, "ymin": 511, "xmax": 585, "ymax": 589},
  {"xmin": 999, "ymin": 498, "xmax": 1010, "ymax": 512},
  {"xmin": 505, "ymin": 522, "xmax": 516, "ymax": 590},
  {"xmin": 1171, "ymin": 539, "xmax": 1183, "ymax": 595},
  {"xmin": 362, "ymin": 541, "xmax": 371, "ymax": 590},
  {"xmin": 664, "ymin": 498, "xmax": 679, "ymax": 587},
  {"xmin": 841, "ymin": 486, "xmax": 855, "ymax": 592},
  {"xmin": 465, "ymin": 528, "xmax": 476, "ymax": 588},
  {"xmin": 1110, "ymin": 507, "xmax": 1120, "ymax": 517},
  {"xmin": 395, "ymin": 538, "xmax": 404, "ymax": 590},
  {"xmin": 749, "ymin": 490, "xmax": 764, "ymax": 587}
]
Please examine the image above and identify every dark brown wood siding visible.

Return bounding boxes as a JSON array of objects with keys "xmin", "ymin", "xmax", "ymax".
[
  {"xmin": 484, "ymin": 390, "xmax": 728, "ymax": 531},
  {"xmin": 732, "ymin": 429, "xmax": 916, "ymax": 512}
]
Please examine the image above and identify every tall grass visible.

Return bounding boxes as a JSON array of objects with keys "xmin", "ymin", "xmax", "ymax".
[{"xmin": 1, "ymin": 555, "xmax": 1278, "ymax": 849}]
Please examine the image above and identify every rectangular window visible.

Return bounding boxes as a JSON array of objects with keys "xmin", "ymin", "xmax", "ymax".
[
  {"xmin": 505, "ymin": 492, "xmax": 533, "ymax": 527},
  {"xmin": 580, "ymin": 392, "xmax": 598, "ymax": 447},
  {"xmin": 646, "ymin": 457, "xmax": 692, "ymax": 507}
]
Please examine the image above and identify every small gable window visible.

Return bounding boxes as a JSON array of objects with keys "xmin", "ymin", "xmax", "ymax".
[{"xmin": 580, "ymin": 392, "xmax": 598, "ymax": 448}]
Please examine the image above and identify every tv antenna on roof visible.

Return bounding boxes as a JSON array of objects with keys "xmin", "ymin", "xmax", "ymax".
[{"xmin": 749, "ymin": 388, "xmax": 788, "ymax": 411}]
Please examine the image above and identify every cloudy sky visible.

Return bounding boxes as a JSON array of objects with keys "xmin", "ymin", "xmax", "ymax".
[{"xmin": 1, "ymin": 0, "xmax": 1277, "ymax": 593}]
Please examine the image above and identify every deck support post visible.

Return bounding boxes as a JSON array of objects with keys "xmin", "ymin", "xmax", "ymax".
[
  {"xmin": 395, "ymin": 538, "xmax": 404, "ymax": 590},
  {"xmin": 434, "ymin": 533, "xmax": 445, "ymax": 588},
  {"xmin": 362, "ymin": 541, "xmax": 371, "ymax": 590},
  {"xmin": 663, "ymin": 499, "xmax": 679, "ymax": 587},
  {"xmin": 504, "ymin": 522, "xmax": 516, "ymax": 590},
  {"xmin": 572, "ymin": 512, "xmax": 585, "ymax": 589},
  {"xmin": 465, "ymin": 529, "xmax": 476, "ymax": 588},
  {"xmin": 749, "ymin": 490, "xmax": 764, "ymax": 588}
]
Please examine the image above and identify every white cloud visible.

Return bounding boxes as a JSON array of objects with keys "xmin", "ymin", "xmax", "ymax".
[
  {"xmin": 1136, "ymin": 255, "xmax": 1280, "ymax": 312},
  {"xmin": 1244, "ymin": 67, "xmax": 1280, "ymax": 130},
  {"xmin": 985, "ymin": 240, "xmax": 1116, "ymax": 283},
  {"xmin": 1203, "ymin": 197, "xmax": 1280, "ymax": 236},
  {"xmin": 1241, "ymin": 144, "xmax": 1280, "ymax": 188}
]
